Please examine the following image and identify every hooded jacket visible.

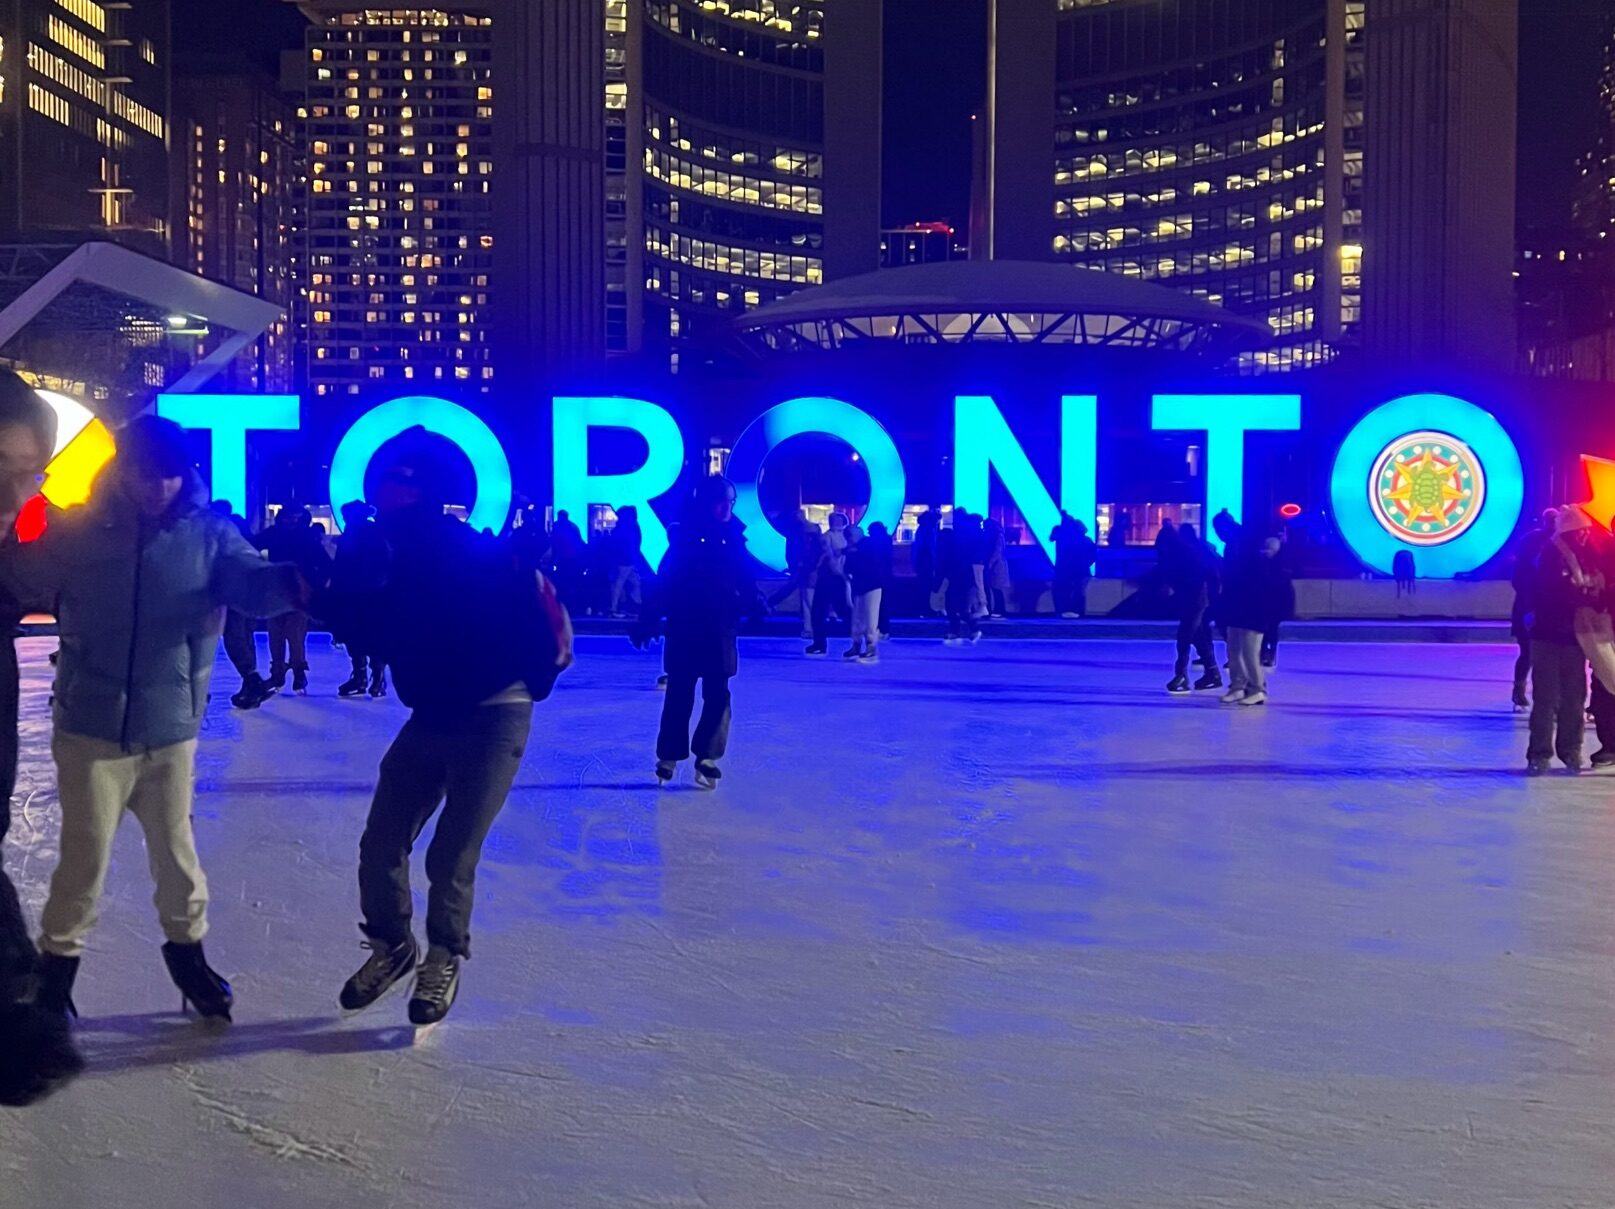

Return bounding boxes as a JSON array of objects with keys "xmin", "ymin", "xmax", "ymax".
[
  {"xmin": 0, "ymin": 470, "xmax": 302, "ymax": 749},
  {"xmin": 641, "ymin": 514, "xmax": 756, "ymax": 678}
]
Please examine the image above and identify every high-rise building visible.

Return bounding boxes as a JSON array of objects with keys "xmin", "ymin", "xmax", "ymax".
[
  {"xmin": 1358, "ymin": 0, "xmax": 1516, "ymax": 372},
  {"xmin": 1571, "ymin": 16, "xmax": 1615, "ymax": 241},
  {"xmin": 173, "ymin": 64, "xmax": 301, "ymax": 392},
  {"xmin": 977, "ymin": 0, "xmax": 1515, "ymax": 373},
  {"xmin": 0, "ymin": 0, "xmax": 171, "ymax": 253},
  {"xmin": 620, "ymin": 0, "xmax": 884, "ymax": 367},
  {"xmin": 294, "ymin": 2, "xmax": 497, "ymax": 400},
  {"xmin": 488, "ymin": 0, "xmax": 605, "ymax": 390}
]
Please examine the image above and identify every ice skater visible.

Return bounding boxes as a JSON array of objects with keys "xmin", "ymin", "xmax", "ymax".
[
  {"xmin": 1051, "ymin": 511, "xmax": 1097, "ymax": 618},
  {"xmin": 1220, "ymin": 535, "xmax": 1287, "ymax": 707},
  {"xmin": 1510, "ymin": 509, "xmax": 1557, "ymax": 711},
  {"xmin": 257, "ymin": 506, "xmax": 329, "ymax": 694},
  {"xmin": 806, "ymin": 512, "xmax": 851, "ymax": 656},
  {"xmin": 1163, "ymin": 523, "xmax": 1221, "ymax": 694},
  {"xmin": 844, "ymin": 521, "xmax": 891, "ymax": 662},
  {"xmin": 635, "ymin": 476, "xmax": 756, "ymax": 789},
  {"xmin": 326, "ymin": 428, "xmax": 571, "ymax": 1025},
  {"xmin": 0, "ymin": 417, "xmax": 305, "ymax": 1024},
  {"xmin": 1525, "ymin": 505, "xmax": 1605, "ymax": 775},
  {"xmin": 210, "ymin": 501, "xmax": 276, "ymax": 710},
  {"xmin": 941, "ymin": 515, "xmax": 982, "ymax": 646},
  {"xmin": 332, "ymin": 501, "xmax": 390, "ymax": 699},
  {"xmin": 0, "ymin": 373, "xmax": 82, "ymax": 1106}
]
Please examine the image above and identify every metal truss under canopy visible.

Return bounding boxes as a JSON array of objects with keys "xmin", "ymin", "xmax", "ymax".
[
  {"xmin": 731, "ymin": 260, "xmax": 1273, "ymax": 359},
  {"xmin": 0, "ymin": 241, "xmax": 285, "ymax": 396}
]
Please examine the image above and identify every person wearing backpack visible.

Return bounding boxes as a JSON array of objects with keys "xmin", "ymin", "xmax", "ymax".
[{"xmin": 324, "ymin": 427, "xmax": 572, "ymax": 1025}]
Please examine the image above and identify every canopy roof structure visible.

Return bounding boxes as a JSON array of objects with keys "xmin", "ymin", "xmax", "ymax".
[
  {"xmin": 731, "ymin": 260, "xmax": 1273, "ymax": 358},
  {"xmin": 0, "ymin": 241, "xmax": 285, "ymax": 399}
]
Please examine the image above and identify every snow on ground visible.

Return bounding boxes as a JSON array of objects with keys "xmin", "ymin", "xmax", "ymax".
[{"xmin": 3, "ymin": 633, "xmax": 1615, "ymax": 1208}]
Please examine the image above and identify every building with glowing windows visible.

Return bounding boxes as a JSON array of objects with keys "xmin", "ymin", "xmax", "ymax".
[
  {"xmin": 173, "ymin": 64, "xmax": 301, "ymax": 393},
  {"xmin": 619, "ymin": 0, "xmax": 884, "ymax": 368},
  {"xmin": 0, "ymin": 0, "xmax": 171, "ymax": 254},
  {"xmin": 976, "ymin": 0, "xmax": 1514, "ymax": 374},
  {"xmin": 293, "ymin": 2, "xmax": 497, "ymax": 400}
]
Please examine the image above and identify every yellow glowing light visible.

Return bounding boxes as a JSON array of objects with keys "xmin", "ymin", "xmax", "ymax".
[{"xmin": 41, "ymin": 418, "xmax": 115, "ymax": 509}]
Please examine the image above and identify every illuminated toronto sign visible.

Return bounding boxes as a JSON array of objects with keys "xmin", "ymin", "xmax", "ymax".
[{"xmin": 47, "ymin": 388, "xmax": 1527, "ymax": 578}]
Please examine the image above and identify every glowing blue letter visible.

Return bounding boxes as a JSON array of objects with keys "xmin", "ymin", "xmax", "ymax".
[
  {"xmin": 157, "ymin": 393, "xmax": 300, "ymax": 517},
  {"xmin": 552, "ymin": 396, "xmax": 684, "ymax": 568},
  {"xmin": 953, "ymin": 395, "xmax": 1096, "ymax": 559},
  {"xmin": 329, "ymin": 395, "xmax": 512, "ymax": 533},
  {"xmin": 1151, "ymin": 393, "xmax": 1302, "ymax": 533},
  {"xmin": 728, "ymin": 397, "xmax": 906, "ymax": 573},
  {"xmin": 1330, "ymin": 393, "xmax": 1523, "ymax": 579}
]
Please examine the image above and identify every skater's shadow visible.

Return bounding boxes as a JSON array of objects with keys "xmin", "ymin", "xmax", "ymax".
[{"xmin": 75, "ymin": 1013, "xmax": 415, "ymax": 1075}]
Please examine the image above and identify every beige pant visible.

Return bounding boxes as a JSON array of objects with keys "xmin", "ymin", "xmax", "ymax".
[
  {"xmin": 40, "ymin": 731, "xmax": 207, "ymax": 958},
  {"xmin": 1227, "ymin": 627, "xmax": 1266, "ymax": 696},
  {"xmin": 851, "ymin": 589, "xmax": 882, "ymax": 649}
]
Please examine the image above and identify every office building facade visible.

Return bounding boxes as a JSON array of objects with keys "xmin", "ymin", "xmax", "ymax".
[
  {"xmin": 0, "ymin": 0, "xmax": 171, "ymax": 253},
  {"xmin": 978, "ymin": 0, "xmax": 1514, "ymax": 372},
  {"xmin": 622, "ymin": 0, "xmax": 884, "ymax": 367},
  {"xmin": 173, "ymin": 65, "xmax": 300, "ymax": 392},
  {"xmin": 294, "ymin": 2, "xmax": 496, "ymax": 400}
]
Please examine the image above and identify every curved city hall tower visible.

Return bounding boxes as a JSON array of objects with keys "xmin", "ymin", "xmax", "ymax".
[
  {"xmin": 621, "ymin": 0, "xmax": 884, "ymax": 367},
  {"xmin": 978, "ymin": 0, "xmax": 1517, "ymax": 372}
]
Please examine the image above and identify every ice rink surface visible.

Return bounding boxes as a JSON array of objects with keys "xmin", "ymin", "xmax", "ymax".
[{"xmin": 3, "ymin": 633, "xmax": 1615, "ymax": 1208}]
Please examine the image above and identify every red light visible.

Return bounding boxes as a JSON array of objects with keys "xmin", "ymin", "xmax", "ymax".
[
  {"xmin": 1279, "ymin": 503, "xmax": 1303, "ymax": 519},
  {"xmin": 15, "ymin": 493, "xmax": 47, "ymax": 542}
]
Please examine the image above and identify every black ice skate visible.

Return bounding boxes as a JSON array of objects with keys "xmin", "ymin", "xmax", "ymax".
[
  {"xmin": 369, "ymin": 671, "xmax": 388, "ymax": 699},
  {"xmin": 1166, "ymin": 675, "xmax": 1191, "ymax": 695},
  {"xmin": 408, "ymin": 949, "xmax": 461, "ymax": 1026},
  {"xmin": 338, "ymin": 672, "xmax": 367, "ymax": 698},
  {"xmin": 292, "ymin": 666, "xmax": 310, "ymax": 695},
  {"xmin": 1512, "ymin": 684, "xmax": 1530, "ymax": 712},
  {"xmin": 804, "ymin": 642, "xmax": 827, "ymax": 657},
  {"xmin": 340, "ymin": 935, "xmax": 419, "ymax": 1011},
  {"xmin": 694, "ymin": 761, "xmax": 722, "ymax": 790},
  {"xmin": 0, "ymin": 1000, "xmax": 84, "ymax": 1106},
  {"xmin": 340, "ymin": 936, "xmax": 419, "ymax": 1007},
  {"xmin": 655, "ymin": 760, "xmax": 677, "ymax": 786},
  {"xmin": 231, "ymin": 673, "xmax": 275, "ymax": 710},
  {"xmin": 268, "ymin": 663, "xmax": 288, "ymax": 692},
  {"xmin": 1193, "ymin": 671, "xmax": 1223, "ymax": 691},
  {"xmin": 161, "ymin": 941, "xmax": 233, "ymax": 1021},
  {"xmin": 33, "ymin": 953, "xmax": 80, "ymax": 1019}
]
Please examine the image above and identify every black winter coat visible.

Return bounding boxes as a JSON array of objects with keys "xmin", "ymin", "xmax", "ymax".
[
  {"xmin": 647, "ymin": 517, "xmax": 756, "ymax": 678},
  {"xmin": 324, "ymin": 508, "xmax": 557, "ymax": 715}
]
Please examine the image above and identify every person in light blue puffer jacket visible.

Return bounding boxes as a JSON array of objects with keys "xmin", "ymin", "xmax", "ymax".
[{"xmin": 0, "ymin": 416, "xmax": 303, "ymax": 1024}]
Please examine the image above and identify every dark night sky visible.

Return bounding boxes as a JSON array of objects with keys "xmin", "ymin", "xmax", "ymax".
[{"xmin": 173, "ymin": 0, "xmax": 1603, "ymax": 236}]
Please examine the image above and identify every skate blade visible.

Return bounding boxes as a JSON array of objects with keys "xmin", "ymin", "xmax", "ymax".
[{"xmin": 410, "ymin": 1021, "xmax": 444, "ymax": 1045}]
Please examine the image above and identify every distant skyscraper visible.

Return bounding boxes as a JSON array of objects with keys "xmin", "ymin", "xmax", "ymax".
[
  {"xmin": 0, "ymin": 0, "xmax": 172, "ymax": 254},
  {"xmin": 294, "ymin": 2, "xmax": 496, "ymax": 400},
  {"xmin": 976, "ymin": 0, "xmax": 1515, "ymax": 373},
  {"xmin": 618, "ymin": 0, "xmax": 884, "ymax": 367},
  {"xmin": 173, "ymin": 64, "xmax": 300, "ymax": 392},
  {"xmin": 1571, "ymin": 15, "xmax": 1615, "ymax": 240},
  {"xmin": 488, "ymin": 0, "xmax": 605, "ymax": 389},
  {"xmin": 1358, "ymin": 0, "xmax": 1517, "ymax": 372}
]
